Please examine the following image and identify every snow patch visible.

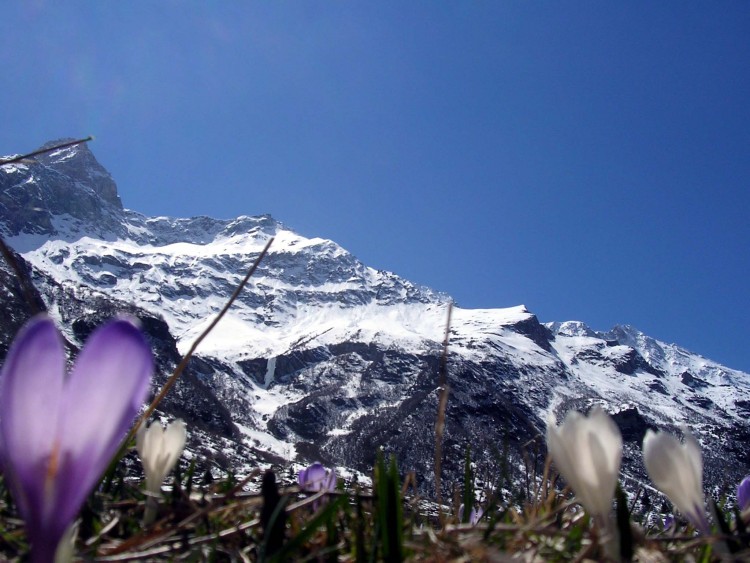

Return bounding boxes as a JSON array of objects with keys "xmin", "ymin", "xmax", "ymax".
[{"xmin": 264, "ymin": 356, "xmax": 277, "ymax": 388}]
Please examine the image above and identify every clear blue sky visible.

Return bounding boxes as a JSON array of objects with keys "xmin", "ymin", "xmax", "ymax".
[{"xmin": 2, "ymin": 3, "xmax": 749, "ymax": 371}]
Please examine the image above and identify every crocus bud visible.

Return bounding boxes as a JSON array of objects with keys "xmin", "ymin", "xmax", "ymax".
[
  {"xmin": 136, "ymin": 419, "xmax": 187, "ymax": 524},
  {"xmin": 737, "ymin": 475, "xmax": 750, "ymax": 512},
  {"xmin": 298, "ymin": 462, "xmax": 336, "ymax": 511},
  {"xmin": 458, "ymin": 504, "xmax": 483, "ymax": 526},
  {"xmin": 298, "ymin": 462, "xmax": 336, "ymax": 493},
  {"xmin": 546, "ymin": 406, "xmax": 623, "ymax": 522},
  {"xmin": 642, "ymin": 428, "xmax": 709, "ymax": 534}
]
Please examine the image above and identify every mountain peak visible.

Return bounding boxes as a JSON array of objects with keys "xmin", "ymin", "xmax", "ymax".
[
  {"xmin": 546, "ymin": 320, "xmax": 597, "ymax": 338},
  {"xmin": 2, "ymin": 138, "xmax": 749, "ymax": 498},
  {"xmin": 604, "ymin": 324, "xmax": 646, "ymax": 347},
  {"xmin": 36, "ymin": 138, "xmax": 122, "ymax": 210},
  {"xmin": 0, "ymin": 139, "xmax": 123, "ymax": 239}
]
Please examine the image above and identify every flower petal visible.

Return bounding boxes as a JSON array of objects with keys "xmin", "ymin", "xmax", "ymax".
[
  {"xmin": 54, "ymin": 319, "xmax": 153, "ymax": 526},
  {"xmin": 643, "ymin": 429, "xmax": 678, "ymax": 488},
  {"xmin": 643, "ymin": 428, "xmax": 707, "ymax": 532},
  {"xmin": 546, "ymin": 414, "xmax": 578, "ymax": 493},
  {"xmin": 137, "ymin": 419, "xmax": 186, "ymax": 493},
  {"xmin": 738, "ymin": 476, "xmax": 750, "ymax": 511},
  {"xmin": 136, "ymin": 421, "xmax": 163, "ymax": 483},
  {"xmin": 323, "ymin": 467, "xmax": 337, "ymax": 491},
  {"xmin": 299, "ymin": 462, "xmax": 327, "ymax": 491},
  {"xmin": 469, "ymin": 507, "xmax": 483, "ymax": 525},
  {"xmin": 0, "ymin": 317, "xmax": 64, "ymax": 468},
  {"xmin": 162, "ymin": 419, "xmax": 187, "ymax": 472},
  {"xmin": 0, "ymin": 317, "xmax": 65, "ymax": 522}
]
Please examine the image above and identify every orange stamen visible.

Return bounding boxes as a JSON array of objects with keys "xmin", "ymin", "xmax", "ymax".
[{"xmin": 44, "ymin": 441, "xmax": 61, "ymax": 500}]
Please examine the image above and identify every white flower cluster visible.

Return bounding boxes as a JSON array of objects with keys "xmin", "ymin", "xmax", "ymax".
[{"xmin": 547, "ymin": 407, "xmax": 710, "ymax": 534}]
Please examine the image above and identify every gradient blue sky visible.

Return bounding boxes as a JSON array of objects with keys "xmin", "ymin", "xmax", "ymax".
[{"xmin": 2, "ymin": 3, "xmax": 749, "ymax": 371}]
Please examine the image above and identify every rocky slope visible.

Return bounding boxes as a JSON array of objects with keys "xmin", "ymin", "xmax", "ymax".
[{"xmin": 1, "ymin": 140, "xmax": 748, "ymax": 502}]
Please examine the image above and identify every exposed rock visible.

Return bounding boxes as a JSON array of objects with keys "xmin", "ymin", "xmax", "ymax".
[
  {"xmin": 680, "ymin": 371, "xmax": 711, "ymax": 389},
  {"xmin": 611, "ymin": 406, "xmax": 653, "ymax": 443}
]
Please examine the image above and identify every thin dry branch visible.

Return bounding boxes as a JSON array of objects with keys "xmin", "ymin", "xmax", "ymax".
[
  {"xmin": 130, "ymin": 236, "xmax": 274, "ymax": 438},
  {"xmin": 434, "ymin": 301, "xmax": 453, "ymax": 523},
  {"xmin": 0, "ymin": 136, "xmax": 93, "ymax": 166}
]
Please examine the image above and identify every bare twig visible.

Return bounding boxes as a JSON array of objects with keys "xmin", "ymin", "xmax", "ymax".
[
  {"xmin": 0, "ymin": 136, "xmax": 93, "ymax": 166},
  {"xmin": 434, "ymin": 302, "xmax": 453, "ymax": 523},
  {"xmin": 130, "ymin": 236, "xmax": 274, "ymax": 438}
]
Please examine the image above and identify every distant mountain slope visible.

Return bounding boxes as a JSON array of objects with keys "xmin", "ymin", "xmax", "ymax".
[{"xmin": 1, "ymin": 140, "xmax": 748, "ymax": 498}]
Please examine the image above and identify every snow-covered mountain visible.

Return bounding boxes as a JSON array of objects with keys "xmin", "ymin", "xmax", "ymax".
[{"xmin": 1, "ymin": 140, "xmax": 748, "ymax": 499}]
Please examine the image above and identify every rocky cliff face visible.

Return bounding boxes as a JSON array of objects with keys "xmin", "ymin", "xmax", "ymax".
[
  {"xmin": 1, "ymin": 140, "xmax": 748, "ymax": 499},
  {"xmin": 0, "ymin": 140, "xmax": 123, "ymax": 239}
]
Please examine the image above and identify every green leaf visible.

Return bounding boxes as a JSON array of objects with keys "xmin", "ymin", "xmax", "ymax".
[{"xmin": 268, "ymin": 495, "xmax": 346, "ymax": 563}]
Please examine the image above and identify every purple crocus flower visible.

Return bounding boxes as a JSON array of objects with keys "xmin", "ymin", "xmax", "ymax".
[
  {"xmin": 298, "ymin": 462, "xmax": 337, "ymax": 492},
  {"xmin": 298, "ymin": 462, "xmax": 337, "ymax": 512},
  {"xmin": 738, "ymin": 475, "xmax": 750, "ymax": 512},
  {"xmin": 0, "ymin": 316, "xmax": 153, "ymax": 562},
  {"xmin": 458, "ymin": 503, "xmax": 484, "ymax": 526}
]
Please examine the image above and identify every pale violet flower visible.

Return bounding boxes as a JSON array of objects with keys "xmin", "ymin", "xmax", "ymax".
[
  {"xmin": 458, "ymin": 503, "xmax": 484, "ymax": 526},
  {"xmin": 298, "ymin": 462, "xmax": 336, "ymax": 510},
  {"xmin": 0, "ymin": 316, "xmax": 153, "ymax": 562},
  {"xmin": 136, "ymin": 419, "xmax": 187, "ymax": 524},
  {"xmin": 298, "ymin": 462, "xmax": 337, "ymax": 493},
  {"xmin": 738, "ymin": 475, "xmax": 750, "ymax": 512},
  {"xmin": 642, "ymin": 428, "xmax": 709, "ymax": 534},
  {"xmin": 546, "ymin": 406, "xmax": 623, "ymax": 523}
]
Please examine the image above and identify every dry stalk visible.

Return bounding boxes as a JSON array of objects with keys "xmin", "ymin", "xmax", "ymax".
[
  {"xmin": 0, "ymin": 136, "xmax": 93, "ymax": 165},
  {"xmin": 130, "ymin": 236, "xmax": 274, "ymax": 437},
  {"xmin": 434, "ymin": 301, "xmax": 453, "ymax": 524}
]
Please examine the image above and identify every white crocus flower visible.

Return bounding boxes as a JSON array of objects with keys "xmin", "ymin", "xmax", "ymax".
[
  {"xmin": 546, "ymin": 406, "xmax": 623, "ymax": 523},
  {"xmin": 642, "ymin": 427, "xmax": 709, "ymax": 533},
  {"xmin": 136, "ymin": 419, "xmax": 187, "ymax": 524}
]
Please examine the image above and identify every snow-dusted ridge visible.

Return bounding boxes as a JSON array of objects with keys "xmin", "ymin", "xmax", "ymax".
[
  {"xmin": 2, "ymin": 140, "xmax": 749, "ymax": 495},
  {"xmin": 7, "ymin": 210, "xmax": 452, "ymax": 357}
]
